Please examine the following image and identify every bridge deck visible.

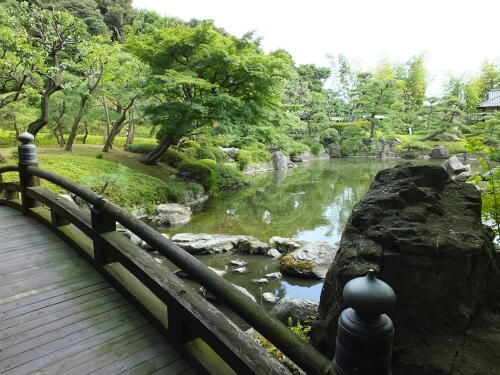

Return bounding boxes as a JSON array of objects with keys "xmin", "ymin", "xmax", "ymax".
[{"xmin": 0, "ymin": 205, "xmax": 196, "ymax": 375}]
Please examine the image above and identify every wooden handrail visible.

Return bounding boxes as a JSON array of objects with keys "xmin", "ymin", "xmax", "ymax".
[{"xmin": 0, "ymin": 162, "xmax": 333, "ymax": 375}]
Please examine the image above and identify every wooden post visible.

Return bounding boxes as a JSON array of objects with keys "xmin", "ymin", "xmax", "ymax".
[
  {"xmin": 91, "ymin": 196, "xmax": 116, "ymax": 266},
  {"xmin": 51, "ymin": 208, "xmax": 70, "ymax": 226},
  {"xmin": 17, "ymin": 132, "xmax": 41, "ymax": 216}
]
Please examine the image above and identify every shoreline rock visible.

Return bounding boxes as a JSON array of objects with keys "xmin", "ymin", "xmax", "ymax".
[
  {"xmin": 311, "ymin": 164, "xmax": 500, "ymax": 374},
  {"xmin": 280, "ymin": 242, "xmax": 339, "ymax": 279}
]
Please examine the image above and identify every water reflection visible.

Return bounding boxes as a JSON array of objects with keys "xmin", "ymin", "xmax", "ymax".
[{"xmin": 161, "ymin": 158, "xmax": 399, "ymax": 303}]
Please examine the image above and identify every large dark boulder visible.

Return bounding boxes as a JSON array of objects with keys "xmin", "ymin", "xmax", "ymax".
[{"xmin": 311, "ymin": 164, "xmax": 500, "ymax": 375}]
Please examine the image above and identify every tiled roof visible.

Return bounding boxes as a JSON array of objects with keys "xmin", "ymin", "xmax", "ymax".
[{"xmin": 478, "ymin": 95, "xmax": 500, "ymax": 108}]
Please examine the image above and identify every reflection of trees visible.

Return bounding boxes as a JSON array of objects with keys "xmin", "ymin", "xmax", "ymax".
[{"xmin": 167, "ymin": 159, "xmax": 396, "ymax": 241}]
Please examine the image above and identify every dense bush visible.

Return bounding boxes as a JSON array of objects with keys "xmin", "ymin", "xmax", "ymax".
[
  {"xmin": 241, "ymin": 143, "xmax": 271, "ymax": 163},
  {"xmin": 319, "ymin": 128, "xmax": 340, "ymax": 145},
  {"xmin": 177, "ymin": 159, "xmax": 217, "ymax": 191},
  {"xmin": 193, "ymin": 147, "xmax": 216, "ymax": 161},
  {"xmin": 162, "ymin": 148, "xmax": 189, "ymax": 167},
  {"xmin": 400, "ymin": 140, "xmax": 428, "ymax": 151},
  {"xmin": 177, "ymin": 158, "xmax": 246, "ymax": 191},
  {"xmin": 125, "ymin": 143, "xmax": 156, "ymax": 154},
  {"xmin": 236, "ymin": 149, "xmax": 252, "ymax": 170},
  {"xmin": 309, "ymin": 141, "xmax": 323, "ymax": 156},
  {"xmin": 339, "ymin": 125, "xmax": 365, "ymax": 155},
  {"xmin": 206, "ymin": 146, "xmax": 228, "ymax": 162}
]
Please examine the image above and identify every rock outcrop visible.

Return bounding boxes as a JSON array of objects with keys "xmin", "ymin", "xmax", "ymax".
[
  {"xmin": 271, "ymin": 297, "xmax": 319, "ymax": 324},
  {"xmin": 271, "ymin": 151, "xmax": 295, "ymax": 170},
  {"xmin": 429, "ymin": 145, "xmax": 449, "ymax": 159},
  {"xmin": 326, "ymin": 144, "xmax": 342, "ymax": 158},
  {"xmin": 147, "ymin": 203, "xmax": 191, "ymax": 226},
  {"xmin": 280, "ymin": 242, "xmax": 339, "ymax": 279},
  {"xmin": 171, "ymin": 233, "xmax": 269, "ymax": 254},
  {"xmin": 269, "ymin": 236, "xmax": 303, "ymax": 254},
  {"xmin": 311, "ymin": 164, "xmax": 500, "ymax": 374}
]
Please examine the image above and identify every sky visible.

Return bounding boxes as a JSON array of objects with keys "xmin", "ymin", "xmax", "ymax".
[{"xmin": 132, "ymin": 0, "xmax": 500, "ymax": 95}]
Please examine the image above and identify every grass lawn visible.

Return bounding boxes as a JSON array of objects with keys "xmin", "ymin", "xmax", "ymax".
[{"xmin": 0, "ymin": 144, "xmax": 199, "ymax": 208}]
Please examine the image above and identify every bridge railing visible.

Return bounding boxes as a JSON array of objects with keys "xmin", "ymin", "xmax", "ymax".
[{"xmin": 0, "ymin": 133, "xmax": 333, "ymax": 375}]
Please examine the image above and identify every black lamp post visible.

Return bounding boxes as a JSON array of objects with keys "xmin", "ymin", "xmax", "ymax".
[{"xmin": 333, "ymin": 270, "xmax": 396, "ymax": 375}]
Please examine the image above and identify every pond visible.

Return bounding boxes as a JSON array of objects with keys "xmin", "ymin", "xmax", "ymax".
[{"xmin": 160, "ymin": 158, "xmax": 402, "ymax": 307}]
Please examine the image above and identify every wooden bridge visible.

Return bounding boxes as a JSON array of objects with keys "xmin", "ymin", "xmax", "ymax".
[{"xmin": 0, "ymin": 134, "xmax": 333, "ymax": 375}]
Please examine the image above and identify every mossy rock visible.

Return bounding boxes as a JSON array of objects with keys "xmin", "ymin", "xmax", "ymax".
[{"xmin": 279, "ymin": 253, "xmax": 314, "ymax": 277}]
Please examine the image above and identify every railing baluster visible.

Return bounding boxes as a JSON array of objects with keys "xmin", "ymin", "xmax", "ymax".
[
  {"xmin": 50, "ymin": 207, "xmax": 70, "ymax": 226},
  {"xmin": 17, "ymin": 132, "xmax": 41, "ymax": 215},
  {"xmin": 91, "ymin": 199, "xmax": 116, "ymax": 266}
]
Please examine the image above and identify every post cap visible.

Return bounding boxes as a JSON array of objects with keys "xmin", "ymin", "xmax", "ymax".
[
  {"xmin": 343, "ymin": 270, "xmax": 396, "ymax": 316},
  {"xmin": 18, "ymin": 132, "xmax": 34, "ymax": 145}
]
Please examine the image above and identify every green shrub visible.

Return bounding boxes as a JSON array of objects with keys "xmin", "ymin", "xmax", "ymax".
[
  {"xmin": 310, "ymin": 142, "xmax": 322, "ymax": 156},
  {"xmin": 206, "ymin": 146, "xmax": 228, "ymax": 162},
  {"xmin": 241, "ymin": 143, "xmax": 271, "ymax": 163},
  {"xmin": 194, "ymin": 147, "xmax": 216, "ymax": 161},
  {"xmin": 213, "ymin": 163, "xmax": 248, "ymax": 188},
  {"xmin": 162, "ymin": 148, "xmax": 189, "ymax": 167},
  {"xmin": 236, "ymin": 149, "xmax": 252, "ymax": 170},
  {"xmin": 319, "ymin": 128, "xmax": 340, "ymax": 145},
  {"xmin": 177, "ymin": 159, "xmax": 217, "ymax": 191},
  {"xmin": 177, "ymin": 159, "xmax": 246, "ymax": 191},
  {"xmin": 125, "ymin": 143, "xmax": 156, "ymax": 154},
  {"xmin": 339, "ymin": 125, "xmax": 365, "ymax": 155},
  {"xmin": 178, "ymin": 139, "xmax": 200, "ymax": 149},
  {"xmin": 95, "ymin": 153, "xmax": 104, "ymax": 159},
  {"xmin": 288, "ymin": 141, "xmax": 309, "ymax": 157},
  {"xmin": 400, "ymin": 140, "xmax": 428, "ymax": 151}
]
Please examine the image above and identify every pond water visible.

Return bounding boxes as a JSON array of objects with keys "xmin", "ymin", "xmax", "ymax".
[{"xmin": 160, "ymin": 158, "xmax": 403, "ymax": 306}]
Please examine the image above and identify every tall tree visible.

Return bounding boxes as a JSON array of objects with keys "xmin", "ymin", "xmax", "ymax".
[
  {"xmin": 4, "ymin": 3, "xmax": 87, "ymax": 135},
  {"xmin": 353, "ymin": 63, "xmax": 404, "ymax": 137},
  {"xmin": 65, "ymin": 37, "xmax": 116, "ymax": 151},
  {"xmin": 129, "ymin": 22, "xmax": 292, "ymax": 164},
  {"xmin": 100, "ymin": 51, "xmax": 143, "ymax": 152}
]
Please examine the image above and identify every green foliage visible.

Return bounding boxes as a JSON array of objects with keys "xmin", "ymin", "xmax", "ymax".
[
  {"xmin": 193, "ymin": 147, "xmax": 216, "ymax": 161},
  {"xmin": 236, "ymin": 149, "xmax": 252, "ymax": 170},
  {"xmin": 0, "ymin": 130, "xmax": 156, "ymax": 148},
  {"xmin": 466, "ymin": 139, "xmax": 500, "ymax": 235},
  {"xmin": 319, "ymin": 128, "xmax": 340, "ymax": 145},
  {"xmin": 177, "ymin": 159, "xmax": 217, "ymax": 191},
  {"xmin": 162, "ymin": 148, "xmax": 188, "ymax": 167},
  {"xmin": 177, "ymin": 159, "xmax": 246, "ymax": 192},
  {"xmin": 206, "ymin": 146, "xmax": 227, "ymax": 162},
  {"xmin": 309, "ymin": 141, "xmax": 322, "ymax": 156},
  {"xmin": 287, "ymin": 317, "xmax": 313, "ymax": 342},
  {"xmin": 400, "ymin": 140, "xmax": 428, "ymax": 151},
  {"xmin": 95, "ymin": 152, "xmax": 103, "ymax": 159},
  {"xmin": 339, "ymin": 125, "xmax": 365, "ymax": 155},
  {"xmin": 127, "ymin": 21, "xmax": 293, "ymax": 161},
  {"xmin": 125, "ymin": 143, "xmax": 156, "ymax": 154},
  {"xmin": 4, "ymin": 154, "xmax": 178, "ymax": 207}
]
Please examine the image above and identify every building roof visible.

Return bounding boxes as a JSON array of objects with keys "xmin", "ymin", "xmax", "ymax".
[{"xmin": 477, "ymin": 95, "xmax": 500, "ymax": 108}]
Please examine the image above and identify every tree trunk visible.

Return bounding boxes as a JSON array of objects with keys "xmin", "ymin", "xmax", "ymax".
[
  {"xmin": 82, "ymin": 122, "xmax": 89, "ymax": 144},
  {"xmin": 125, "ymin": 122, "xmax": 134, "ymax": 147},
  {"xmin": 102, "ymin": 124, "xmax": 122, "ymax": 152},
  {"xmin": 142, "ymin": 134, "xmax": 178, "ymax": 165},
  {"xmin": 102, "ymin": 96, "xmax": 111, "ymax": 138},
  {"xmin": 65, "ymin": 95, "xmax": 89, "ymax": 151},
  {"xmin": 13, "ymin": 118, "xmax": 19, "ymax": 137},
  {"xmin": 53, "ymin": 127, "xmax": 61, "ymax": 146},
  {"xmin": 369, "ymin": 115, "xmax": 377, "ymax": 138},
  {"xmin": 422, "ymin": 129, "xmax": 444, "ymax": 141},
  {"xmin": 102, "ymin": 97, "xmax": 136, "ymax": 153},
  {"xmin": 27, "ymin": 82, "xmax": 61, "ymax": 135}
]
